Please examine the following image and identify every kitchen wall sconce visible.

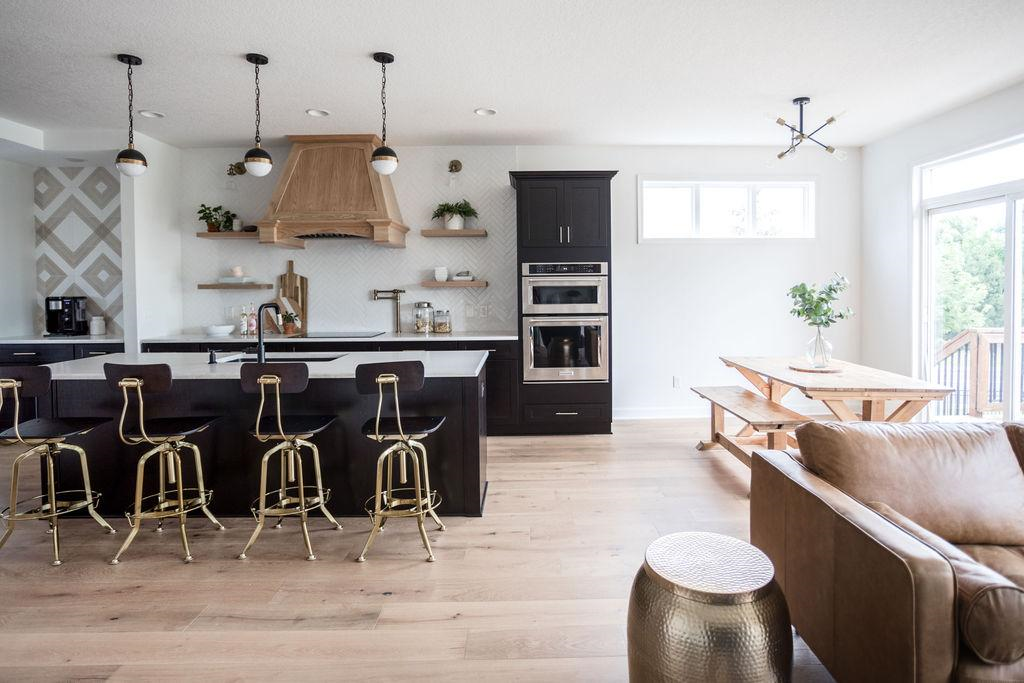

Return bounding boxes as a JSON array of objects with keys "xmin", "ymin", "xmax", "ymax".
[
  {"xmin": 243, "ymin": 53, "xmax": 273, "ymax": 177},
  {"xmin": 370, "ymin": 52, "xmax": 398, "ymax": 175},
  {"xmin": 775, "ymin": 97, "xmax": 845, "ymax": 161},
  {"xmin": 448, "ymin": 160, "xmax": 462, "ymax": 173},
  {"xmin": 114, "ymin": 54, "xmax": 147, "ymax": 177}
]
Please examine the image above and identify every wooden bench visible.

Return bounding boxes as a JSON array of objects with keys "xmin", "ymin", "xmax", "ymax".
[{"xmin": 691, "ymin": 385, "xmax": 811, "ymax": 466}]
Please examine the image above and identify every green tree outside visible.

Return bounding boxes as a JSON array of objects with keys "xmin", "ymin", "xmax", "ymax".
[{"xmin": 935, "ymin": 215, "xmax": 1005, "ymax": 340}]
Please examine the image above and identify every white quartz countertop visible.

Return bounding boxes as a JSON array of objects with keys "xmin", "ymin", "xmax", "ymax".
[
  {"xmin": 46, "ymin": 351, "xmax": 489, "ymax": 381},
  {"xmin": 0, "ymin": 334, "xmax": 124, "ymax": 345},
  {"xmin": 142, "ymin": 331, "xmax": 518, "ymax": 344}
]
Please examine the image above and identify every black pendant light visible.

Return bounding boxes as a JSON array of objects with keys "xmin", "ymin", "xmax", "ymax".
[
  {"xmin": 370, "ymin": 52, "xmax": 398, "ymax": 175},
  {"xmin": 115, "ymin": 54, "xmax": 147, "ymax": 176},
  {"xmin": 243, "ymin": 53, "xmax": 273, "ymax": 177}
]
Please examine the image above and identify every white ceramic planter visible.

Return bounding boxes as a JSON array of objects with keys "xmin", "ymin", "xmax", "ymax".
[{"xmin": 444, "ymin": 214, "xmax": 465, "ymax": 230}]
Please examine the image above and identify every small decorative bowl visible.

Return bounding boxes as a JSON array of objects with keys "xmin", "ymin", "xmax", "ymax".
[{"xmin": 204, "ymin": 324, "xmax": 235, "ymax": 337}]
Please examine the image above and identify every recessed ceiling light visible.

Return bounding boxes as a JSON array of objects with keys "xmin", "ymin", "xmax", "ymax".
[
  {"xmin": 137, "ymin": 109, "xmax": 165, "ymax": 118},
  {"xmin": 65, "ymin": 157, "xmax": 86, "ymax": 163},
  {"xmin": 305, "ymin": 108, "xmax": 331, "ymax": 117},
  {"xmin": 474, "ymin": 107, "xmax": 497, "ymax": 116}
]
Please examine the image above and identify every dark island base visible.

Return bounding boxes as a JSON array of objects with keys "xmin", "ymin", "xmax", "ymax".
[{"xmin": 42, "ymin": 376, "xmax": 487, "ymax": 517}]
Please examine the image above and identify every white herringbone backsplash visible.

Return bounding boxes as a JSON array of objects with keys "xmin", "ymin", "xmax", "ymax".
[{"xmin": 179, "ymin": 146, "xmax": 518, "ymax": 333}]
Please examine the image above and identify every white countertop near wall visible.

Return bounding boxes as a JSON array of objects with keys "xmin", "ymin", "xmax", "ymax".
[
  {"xmin": 46, "ymin": 351, "xmax": 489, "ymax": 380},
  {"xmin": 0, "ymin": 334, "xmax": 124, "ymax": 345},
  {"xmin": 142, "ymin": 331, "xmax": 518, "ymax": 344}
]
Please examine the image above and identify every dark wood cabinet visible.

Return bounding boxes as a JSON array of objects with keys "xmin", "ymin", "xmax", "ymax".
[
  {"xmin": 74, "ymin": 343, "xmax": 124, "ymax": 359},
  {"xmin": 510, "ymin": 171, "xmax": 615, "ymax": 249}
]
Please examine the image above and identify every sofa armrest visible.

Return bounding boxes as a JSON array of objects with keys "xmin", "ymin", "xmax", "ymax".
[{"xmin": 751, "ymin": 450, "xmax": 958, "ymax": 683}]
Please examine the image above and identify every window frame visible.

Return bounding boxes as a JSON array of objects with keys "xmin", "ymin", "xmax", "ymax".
[{"xmin": 637, "ymin": 175, "xmax": 817, "ymax": 244}]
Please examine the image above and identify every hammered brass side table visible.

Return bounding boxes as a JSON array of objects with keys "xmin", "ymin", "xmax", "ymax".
[{"xmin": 627, "ymin": 532, "xmax": 792, "ymax": 682}]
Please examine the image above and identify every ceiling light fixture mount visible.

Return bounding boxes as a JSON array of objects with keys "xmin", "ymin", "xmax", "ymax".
[
  {"xmin": 243, "ymin": 53, "xmax": 273, "ymax": 177},
  {"xmin": 775, "ymin": 97, "xmax": 844, "ymax": 161},
  {"xmin": 370, "ymin": 52, "xmax": 398, "ymax": 176},
  {"xmin": 137, "ymin": 109, "xmax": 165, "ymax": 118},
  {"xmin": 474, "ymin": 108, "xmax": 497, "ymax": 116},
  {"xmin": 114, "ymin": 53, "xmax": 147, "ymax": 177},
  {"xmin": 305, "ymin": 108, "xmax": 330, "ymax": 117}
]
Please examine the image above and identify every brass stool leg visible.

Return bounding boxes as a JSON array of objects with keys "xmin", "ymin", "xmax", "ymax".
[
  {"xmin": 294, "ymin": 448, "xmax": 315, "ymax": 561},
  {"xmin": 408, "ymin": 448, "xmax": 435, "ymax": 562},
  {"xmin": 180, "ymin": 441, "xmax": 224, "ymax": 530},
  {"xmin": 274, "ymin": 452, "xmax": 287, "ymax": 529},
  {"xmin": 0, "ymin": 448, "xmax": 39, "ymax": 553},
  {"xmin": 411, "ymin": 441, "xmax": 445, "ymax": 531},
  {"xmin": 172, "ymin": 450, "xmax": 192, "ymax": 563},
  {"xmin": 302, "ymin": 439, "xmax": 342, "ymax": 531},
  {"xmin": 44, "ymin": 449, "xmax": 61, "ymax": 566},
  {"xmin": 155, "ymin": 450, "xmax": 168, "ymax": 533},
  {"xmin": 238, "ymin": 444, "xmax": 280, "ymax": 560},
  {"xmin": 356, "ymin": 446, "xmax": 394, "ymax": 562},
  {"xmin": 58, "ymin": 444, "xmax": 115, "ymax": 534},
  {"xmin": 110, "ymin": 446, "xmax": 160, "ymax": 565}
]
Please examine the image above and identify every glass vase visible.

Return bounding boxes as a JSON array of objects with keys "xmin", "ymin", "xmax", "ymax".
[{"xmin": 805, "ymin": 327, "xmax": 833, "ymax": 368}]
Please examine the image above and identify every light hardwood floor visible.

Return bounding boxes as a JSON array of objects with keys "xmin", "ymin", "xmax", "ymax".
[{"xmin": 0, "ymin": 419, "xmax": 832, "ymax": 681}]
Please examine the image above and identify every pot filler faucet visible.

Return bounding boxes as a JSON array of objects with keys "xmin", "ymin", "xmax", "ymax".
[
  {"xmin": 257, "ymin": 302, "xmax": 282, "ymax": 363},
  {"xmin": 372, "ymin": 289, "xmax": 405, "ymax": 334}
]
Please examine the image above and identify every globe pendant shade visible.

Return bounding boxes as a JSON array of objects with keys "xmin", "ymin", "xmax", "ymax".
[
  {"xmin": 244, "ymin": 146, "xmax": 273, "ymax": 177},
  {"xmin": 371, "ymin": 145, "xmax": 398, "ymax": 175},
  {"xmin": 115, "ymin": 147, "xmax": 147, "ymax": 177}
]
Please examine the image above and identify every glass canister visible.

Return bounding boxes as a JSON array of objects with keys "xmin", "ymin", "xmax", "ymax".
[
  {"xmin": 414, "ymin": 301, "xmax": 434, "ymax": 334},
  {"xmin": 433, "ymin": 309, "xmax": 452, "ymax": 334}
]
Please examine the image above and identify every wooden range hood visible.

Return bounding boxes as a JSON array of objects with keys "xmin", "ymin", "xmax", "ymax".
[{"xmin": 256, "ymin": 134, "xmax": 409, "ymax": 249}]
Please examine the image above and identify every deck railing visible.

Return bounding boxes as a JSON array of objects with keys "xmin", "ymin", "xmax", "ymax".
[{"xmin": 933, "ymin": 328, "xmax": 1014, "ymax": 417}]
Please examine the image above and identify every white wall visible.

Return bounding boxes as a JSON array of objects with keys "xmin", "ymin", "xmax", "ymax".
[
  {"xmin": 120, "ymin": 133, "xmax": 183, "ymax": 349},
  {"xmin": 0, "ymin": 159, "xmax": 35, "ymax": 335},
  {"xmin": 176, "ymin": 146, "xmax": 519, "ymax": 334},
  {"xmin": 862, "ymin": 81, "xmax": 1024, "ymax": 375},
  {"xmin": 517, "ymin": 146, "xmax": 862, "ymax": 418}
]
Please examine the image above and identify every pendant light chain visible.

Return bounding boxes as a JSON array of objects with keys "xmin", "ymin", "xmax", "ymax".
[
  {"xmin": 380, "ymin": 61, "xmax": 387, "ymax": 144},
  {"xmin": 254, "ymin": 62, "xmax": 262, "ymax": 146},
  {"xmin": 126, "ymin": 63, "xmax": 135, "ymax": 146}
]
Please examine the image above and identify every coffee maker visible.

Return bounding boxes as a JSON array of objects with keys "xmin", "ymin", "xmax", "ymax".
[{"xmin": 45, "ymin": 296, "xmax": 89, "ymax": 336}]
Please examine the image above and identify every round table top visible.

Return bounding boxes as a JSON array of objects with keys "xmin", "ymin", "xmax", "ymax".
[{"xmin": 643, "ymin": 532, "xmax": 776, "ymax": 605}]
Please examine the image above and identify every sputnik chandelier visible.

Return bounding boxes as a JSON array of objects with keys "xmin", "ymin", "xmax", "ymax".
[{"xmin": 775, "ymin": 97, "xmax": 844, "ymax": 160}]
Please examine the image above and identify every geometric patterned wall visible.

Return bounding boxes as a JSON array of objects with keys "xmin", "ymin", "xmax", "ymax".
[{"xmin": 34, "ymin": 166, "xmax": 122, "ymax": 334}]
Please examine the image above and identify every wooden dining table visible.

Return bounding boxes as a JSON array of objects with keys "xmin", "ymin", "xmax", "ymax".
[
  {"xmin": 692, "ymin": 357, "xmax": 954, "ymax": 464},
  {"xmin": 721, "ymin": 356, "xmax": 953, "ymax": 423}
]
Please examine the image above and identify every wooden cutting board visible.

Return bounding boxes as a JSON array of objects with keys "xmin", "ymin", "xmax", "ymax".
[{"xmin": 263, "ymin": 260, "xmax": 309, "ymax": 334}]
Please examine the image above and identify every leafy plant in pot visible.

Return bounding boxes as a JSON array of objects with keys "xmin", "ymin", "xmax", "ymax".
[
  {"xmin": 281, "ymin": 312, "xmax": 299, "ymax": 335},
  {"xmin": 432, "ymin": 199, "xmax": 478, "ymax": 230},
  {"xmin": 788, "ymin": 273, "xmax": 853, "ymax": 369},
  {"xmin": 197, "ymin": 204, "xmax": 238, "ymax": 232}
]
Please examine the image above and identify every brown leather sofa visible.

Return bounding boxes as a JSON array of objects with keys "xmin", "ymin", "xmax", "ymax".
[{"xmin": 751, "ymin": 421, "xmax": 1024, "ymax": 682}]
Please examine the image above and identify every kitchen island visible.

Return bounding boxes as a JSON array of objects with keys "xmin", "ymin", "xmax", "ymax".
[{"xmin": 41, "ymin": 351, "xmax": 488, "ymax": 516}]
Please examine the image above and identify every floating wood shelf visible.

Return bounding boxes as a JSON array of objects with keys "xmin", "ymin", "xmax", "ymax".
[
  {"xmin": 419, "ymin": 280, "xmax": 488, "ymax": 289},
  {"xmin": 420, "ymin": 228, "xmax": 488, "ymax": 238},
  {"xmin": 195, "ymin": 231, "xmax": 258, "ymax": 240},
  {"xmin": 197, "ymin": 283, "xmax": 274, "ymax": 290}
]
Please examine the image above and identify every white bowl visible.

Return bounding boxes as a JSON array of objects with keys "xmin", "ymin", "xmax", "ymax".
[{"xmin": 204, "ymin": 325, "xmax": 235, "ymax": 337}]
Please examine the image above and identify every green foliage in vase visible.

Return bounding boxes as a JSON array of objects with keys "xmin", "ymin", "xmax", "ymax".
[
  {"xmin": 432, "ymin": 199, "xmax": 479, "ymax": 219},
  {"xmin": 788, "ymin": 273, "xmax": 853, "ymax": 328}
]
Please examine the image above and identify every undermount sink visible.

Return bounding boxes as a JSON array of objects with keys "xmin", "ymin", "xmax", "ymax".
[{"xmin": 224, "ymin": 354, "xmax": 345, "ymax": 363}]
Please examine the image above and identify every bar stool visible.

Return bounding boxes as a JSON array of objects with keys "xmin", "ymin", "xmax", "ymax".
[
  {"xmin": 0, "ymin": 366, "xmax": 115, "ymax": 565},
  {"xmin": 104, "ymin": 363, "xmax": 224, "ymax": 565},
  {"xmin": 237, "ymin": 363, "xmax": 342, "ymax": 561},
  {"xmin": 355, "ymin": 360, "xmax": 445, "ymax": 563}
]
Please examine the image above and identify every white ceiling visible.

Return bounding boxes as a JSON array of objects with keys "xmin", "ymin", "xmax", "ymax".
[{"xmin": 1, "ymin": 0, "xmax": 1023, "ymax": 150}]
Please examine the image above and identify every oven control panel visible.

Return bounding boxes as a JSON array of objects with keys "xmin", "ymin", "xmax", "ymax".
[{"xmin": 522, "ymin": 262, "xmax": 608, "ymax": 276}]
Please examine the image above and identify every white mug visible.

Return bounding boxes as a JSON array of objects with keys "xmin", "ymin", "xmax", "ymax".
[
  {"xmin": 434, "ymin": 266, "xmax": 449, "ymax": 282},
  {"xmin": 230, "ymin": 266, "xmax": 244, "ymax": 277}
]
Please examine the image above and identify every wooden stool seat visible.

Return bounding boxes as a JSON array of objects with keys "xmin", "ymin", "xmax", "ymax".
[
  {"xmin": 360, "ymin": 416, "xmax": 445, "ymax": 440},
  {"xmin": 0, "ymin": 417, "xmax": 106, "ymax": 442}
]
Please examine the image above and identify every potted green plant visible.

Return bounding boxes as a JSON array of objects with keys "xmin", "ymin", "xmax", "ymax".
[
  {"xmin": 281, "ymin": 312, "xmax": 299, "ymax": 335},
  {"xmin": 431, "ymin": 199, "xmax": 479, "ymax": 230},
  {"xmin": 196, "ymin": 204, "xmax": 238, "ymax": 232},
  {"xmin": 788, "ymin": 273, "xmax": 853, "ymax": 368}
]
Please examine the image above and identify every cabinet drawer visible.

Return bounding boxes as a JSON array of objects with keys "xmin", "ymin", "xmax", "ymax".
[
  {"xmin": 523, "ymin": 403, "xmax": 609, "ymax": 422},
  {"xmin": 379, "ymin": 341, "xmax": 460, "ymax": 352},
  {"xmin": 0, "ymin": 344, "xmax": 75, "ymax": 365},
  {"xmin": 74, "ymin": 344, "xmax": 124, "ymax": 359},
  {"xmin": 458, "ymin": 340, "xmax": 518, "ymax": 360}
]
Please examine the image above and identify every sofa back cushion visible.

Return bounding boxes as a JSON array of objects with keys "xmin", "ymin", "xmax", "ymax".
[
  {"xmin": 870, "ymin": 502, "xmax": 1024, "ymax": 665},
  {"xmin": 795, "ymin": 421, "xmax": 1024, "ymax": 545}
]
